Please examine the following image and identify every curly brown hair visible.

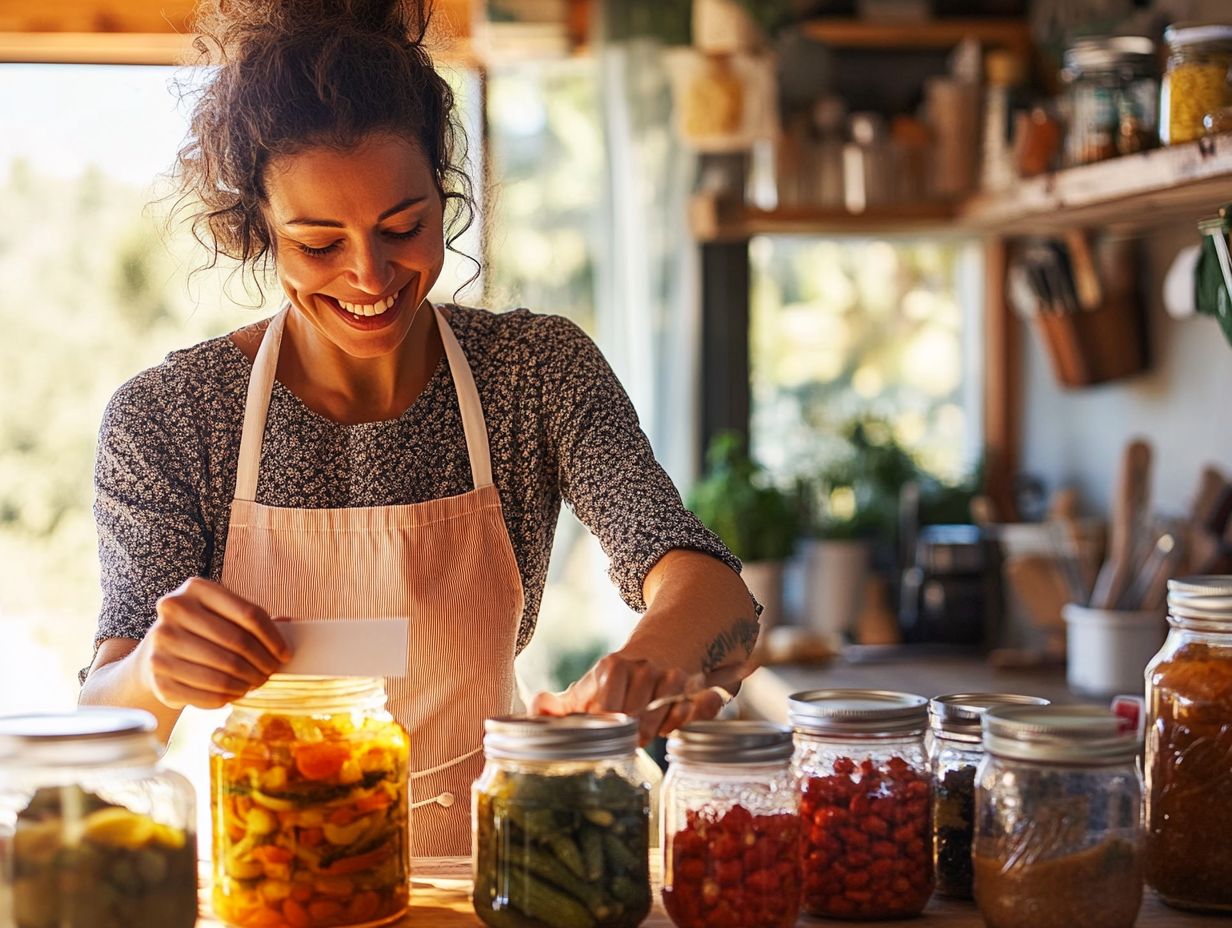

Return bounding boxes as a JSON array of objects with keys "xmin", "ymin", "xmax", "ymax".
[{"xmin": 172, "ymin": 0, "xmax": 477, "ymax": 293}]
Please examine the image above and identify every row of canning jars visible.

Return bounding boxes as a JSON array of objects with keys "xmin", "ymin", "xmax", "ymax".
[{"xmin": 0, "ymin": 573, "xmax": 1227, "ymax": 928}]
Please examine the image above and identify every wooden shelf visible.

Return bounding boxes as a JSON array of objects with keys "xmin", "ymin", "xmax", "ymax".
[
  {"xmin": 962, "ymin": 133, "xmax": 1232, "ymax": 234},
  {"xmin": 693, "ymin": 135, "xmax": 1232, "ymax": 242},
  {"xmin": 800, "ymin": 17, "xmax": 1031, "ymax": 53}
]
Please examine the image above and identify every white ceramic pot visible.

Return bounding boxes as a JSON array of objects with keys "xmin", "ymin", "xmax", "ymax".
[
  {"xmin": 741, "ymin": 560, "xmax": 786, "ymax": 632},
  {"xmin": 802, "ymin": 539, "xmax": 871, "ymax": 647},
  {"xmin": 1062, "ymin": 603, "xmax": 1167, "ymax": 696}
]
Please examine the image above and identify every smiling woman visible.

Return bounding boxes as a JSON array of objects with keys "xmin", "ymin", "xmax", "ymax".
[{"xmin": 74, "ymin": 0, "xmax": 761, "ymax": 858}]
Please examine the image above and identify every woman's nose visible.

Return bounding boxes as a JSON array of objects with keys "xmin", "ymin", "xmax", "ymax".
[{"xmin": 345, "ymin": 236, "xmax": 396, "ymax": 295}]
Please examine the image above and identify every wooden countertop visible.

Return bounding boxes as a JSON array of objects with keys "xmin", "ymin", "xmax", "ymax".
[{"xmin": 197, "ymin": 857, "xmax": 1216, "ymax": 927}]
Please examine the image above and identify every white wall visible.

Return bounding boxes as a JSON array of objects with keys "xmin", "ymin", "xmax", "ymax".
[{"xmin": 1018, "ymin": 222, "xmax": 1232, "ymax": 517}]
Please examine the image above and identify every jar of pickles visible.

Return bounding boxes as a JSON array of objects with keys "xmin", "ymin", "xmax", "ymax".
[
  {"xmin": 929, "ymin": 693, "xmax": 1049, "ymax": 899},
  {"xmin": 1061, "ymin": 36, "xmax": 1159, "ymax": 165},
  {"xmin": 1145, "ymin": 576, "xmax": 1232, "ymax": 912},
  {"xmin": 789, "ymin": 689, "xmax": 933, "ymax": 920},
  {"xmin": 974, "ymin": 705, "xmax": 1143, "ymax": 928},
  {"xmin": 0, "ymin": 708, "xmax": 198, "ymax": 928},
  {"xmin": 472, "ymin": 714, "xmax": 651, "ymax": 928},
  {"xmin": 660, "ymin": 721, "xmax": 800, "ymax": 928},
  {"xmin": 1161, "ymin": 23, "xmax": 1232, "ymax": 145},
  {"xmin": 209, "ymin": 675, "xmax": 410, "ymax": 928}
]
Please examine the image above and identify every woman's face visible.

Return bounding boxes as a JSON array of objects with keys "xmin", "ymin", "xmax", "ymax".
[{"xmin": 262, "ymin": 132, "xmax": 446, "ymax": 359}]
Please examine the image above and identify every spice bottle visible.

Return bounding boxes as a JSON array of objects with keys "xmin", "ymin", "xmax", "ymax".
[
  {"xmin": 1161, "ymin": 23, "xmax": 1232, "ymax": 145},
  {"xmin": 790, "ymin": 689, "xmax": 933, "ymax": 919},
  {"xmin": 0, "ymin": 709, "xmax": 198, "ymax": 928},
  {"xmin": 928, "ymin": 693, "xmax": 1049, "ymax": 899},
  {"xmin": 974, "ymin": 705, "xmax": 1143, "ymax": 928},
  {"xmin": 472, "ymin": 714, "xmax": 651, "ymax": 928},
  {"xmin": 1145, "ymin": 576, "xmax": 1232, "ymax": 912},
  {"xmin": 209, "ymin": 675, "xmax": 410, "ymax": 928},
  {"xmin": 661, "ymin": 721, "xmax": 800, "ymax": 928}
]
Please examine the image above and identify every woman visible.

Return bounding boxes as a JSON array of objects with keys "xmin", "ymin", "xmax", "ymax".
[{"xmin": 78, "ymin": 0, "xmax": 759, "ymax": 856}]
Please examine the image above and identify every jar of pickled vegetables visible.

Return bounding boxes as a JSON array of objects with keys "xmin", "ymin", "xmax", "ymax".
[
  {"xmin": 0, "ymin": 708, "xmax": 197, "ymax": 928},
  {"xmin": 209, "ymin": 675, "xmax": 410, "ymax": 928},
  {"xmin": 1145, "ymin": 576, "xmax": 1232, "ymax": 912},
  {"xmin": 472, "ymin": 714, "xmax": 651, "ymax": 928},
  {"xmin": 1061, "ymin": 36, "xmax": 1159, "ymax": 164},
  {"xmin": 789, "ymin": 689, "xmax": 933, "ymax": 920},
  {"xmin": 660, "ymin": 721, "xmax": 800, "ymax": 928},
  {"xmin": 974, "ymin": 705, "xmax": 1143, "ymax": 928},
  {"xmin": 928, "ymin": 693, "xmax": 1049, "ymax": 899},
  {"xmin": 1161, "ymin": 23, "xmax": 1232, "ymax": 145}
]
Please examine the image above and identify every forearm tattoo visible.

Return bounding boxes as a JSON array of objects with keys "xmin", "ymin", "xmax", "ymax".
[{"xmin": 702, "ymin": 618, "xmax": 760, "ymax": 674}]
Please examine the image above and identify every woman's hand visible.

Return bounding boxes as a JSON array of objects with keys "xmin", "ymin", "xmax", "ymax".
[
  {"xmin": 136, "ymin": 577, "xmax": 292, "ymax": 710},
  {"xmin": 529, "ymin": 652, "xmax": 733, "ymax": 746}
]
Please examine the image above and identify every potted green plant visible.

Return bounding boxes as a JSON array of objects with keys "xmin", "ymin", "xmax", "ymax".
[
  {"xmin": 688, "ymin": 431, "xmax": 800, "ymax": 630},
  {"xmin": 799, "ymin": 417, "xmax": 919, "ymax": 645}
]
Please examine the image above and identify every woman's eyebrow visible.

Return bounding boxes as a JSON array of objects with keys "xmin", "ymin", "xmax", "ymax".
[{"xmin": 284, "ymin": 196, "xmax": 428, "ymax": 228}]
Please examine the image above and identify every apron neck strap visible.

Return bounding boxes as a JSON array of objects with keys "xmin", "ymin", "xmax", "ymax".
[{"xmin": 233, "ymin": 302, "xmax": 493, "ymax": 502}]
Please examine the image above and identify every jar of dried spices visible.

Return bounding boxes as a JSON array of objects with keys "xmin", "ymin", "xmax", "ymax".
[
  {"xmin": 928, "ymin": 693, "xmax": 1049, "ymax": 899},
  {"xmin": 790, "ymin": 689, "xmax": 933, "ymax": 920},
  {"xmin": 974, "ymin": 705, "xmax": 1143, "ymax": 928},
  {"xmin": 1145, "ymin": 576, "xmax": 1232, "ymax": 912},
  {"xmin": 661, "ymin": 721, "xmax": 800, "ymax": 928},
  {"xmin": 1061, "ymin": 36, "xmax": 1159, "ymax": 165},
  {"xmin": 1161, "ymin": 23, "xmax": 1232, "ymax": 145}
]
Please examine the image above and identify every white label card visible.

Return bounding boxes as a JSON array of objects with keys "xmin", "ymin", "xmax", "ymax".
[{"xmin": 275, "ymin": 618, "xmax": 409, "ymax": 678}]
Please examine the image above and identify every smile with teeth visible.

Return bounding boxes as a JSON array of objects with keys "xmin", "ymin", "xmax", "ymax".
[{"xmin": 334, "ymin": 288, "xmax": 402, "ymax": 317}]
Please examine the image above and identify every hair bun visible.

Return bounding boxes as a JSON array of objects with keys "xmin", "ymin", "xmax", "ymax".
[{"xmin": 194, "ymin": 0, "xmax": 432, "ymax": 61}]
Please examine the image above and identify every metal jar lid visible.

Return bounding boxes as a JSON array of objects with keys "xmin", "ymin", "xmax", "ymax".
[
  {"xmin": 1064, "ymin": 36, "xmax": 1157, "ymax": 73},
  {"xmin": 930, "ymin": 693, "xmax": 1051, "ymax": 741},
  {"xmin": 484, "ymin": 714, "xmax": 638, "ymax": 761},
  {"xmin": 0, "ymin": 709, "xmax": 160, "ymax": 767},
  {"xmin": 1166, "ymin": 576, "xmax": 1232, "ymax": 623},
  {"xmin": 789, "ymin": 689, "xmax": 928, "ymax": 737},
  {"xmin": 1164, "ymin": 23, "xmax": 1232, "ymax": 48},
  {"xmin": 667, "ymin": 721, "xmax": 793, "ymax": 765},
  {"xmin": 982, "ymin": 705, "xmax": 1139, "ymax": 765}
]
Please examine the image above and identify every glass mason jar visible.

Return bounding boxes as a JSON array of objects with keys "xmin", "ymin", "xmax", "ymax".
[
  {"xmin": 0, "ymin": 708, "xmax": 197, "ymax": 928},
  {"xmin": 929, "ymin": 693, "xmax": 1049, "ymax": 899},
  {"xmin": 790, "ymin": 689, "xmax": 933, "ymax": 920},
  {"xmin": 1145, "ymin": 576, "xmax": 1232, "ymax": 912},
  {"xmin": 1161, "ymin": 23, "xmax": 1232, "ymax": 145},
  {"xmin": 1061, "ymin": 36, "xmax": 1159, "ymax": 165},
  {"xmin": 973, "ymin": 705, "xmax": 1143, "ymax": 928},
  {"xmin": 209, "ymin": 676, "xmax": 410, "ymax": 928},
  {"xmin": 472, "ymin": 714, "xmax": 651, "ymax": 928},
  {"xmin": 660, "ymin": 721, "xmax": 800, "ymax": 928}
]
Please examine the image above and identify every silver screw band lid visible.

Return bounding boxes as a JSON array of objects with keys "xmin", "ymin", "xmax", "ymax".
[
  {"xmin": 668, "ymin": 720, "xmax": 794, "ymax": 765},
  {"xmin": 483, "ymin": 713, "xmax": 638, "ymax": 761},
  {"xmin": 789, "ymin": 689, "xmax": 928, "ymax": 736}
]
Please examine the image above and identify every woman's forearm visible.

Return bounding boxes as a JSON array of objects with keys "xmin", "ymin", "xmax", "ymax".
[
  {"xmin": 621, "ymin": 548, "xmax": 760, "ymax": 677},
  {"xmin": 79, "ymin": 638, "xmax": 183, "ymax": 744}
]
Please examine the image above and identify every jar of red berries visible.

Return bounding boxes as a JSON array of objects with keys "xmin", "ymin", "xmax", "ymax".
[
  {"xmin": 790, "ymin": 688, "xmax": 934, "ymax": 920},
  {"xmin": 660, "ymin": 721, "xmax": 800, "ymax": 928}
]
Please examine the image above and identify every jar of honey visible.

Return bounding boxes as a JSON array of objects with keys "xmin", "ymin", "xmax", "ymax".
[
  {"xmin": 1145, "ymin": 576, "xmax": 1232, "ymax": 912},
  {"xmin": 209, "ymin": 675, "xmax": 410, "ymax": 928}
]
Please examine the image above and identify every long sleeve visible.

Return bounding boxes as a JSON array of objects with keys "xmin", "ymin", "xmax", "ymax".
[{"xmin": 536, "ymin": 314, "xmax": 740, "ymax": 611}]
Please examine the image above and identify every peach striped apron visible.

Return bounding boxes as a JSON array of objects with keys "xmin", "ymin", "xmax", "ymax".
[{"xmin": 220, "ymin": 303, "xmax": 524, "ymax": 856}]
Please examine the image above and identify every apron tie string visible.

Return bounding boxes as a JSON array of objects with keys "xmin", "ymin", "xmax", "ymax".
[{"xmin": 409, "ymin": 745, "xmax": 484, "ymax": 811}]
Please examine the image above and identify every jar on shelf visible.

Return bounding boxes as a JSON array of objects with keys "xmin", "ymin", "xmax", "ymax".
[
  {"xmin": 1061, "ymin": 36, "xmax": 1159, "ymax": 165},
  {"xmin": 209, "ymin": 675, "xmax": 410, "ymax": 928},
  {"xmin": 1161, "ymin": 23, "xmax": 1232, "ymax": 145},
  {"xmin": 0, "ymin": 708, "xmax": 197, "ymax": 928},
  {"xmin": 1145, "ymin": 576, "xmax": 1232, "ymax": 912},
  {"xmin": 973, "ymin": 705, "xmax": 1143, "ymax": 928},
  {"xmin": 929, "ymin": 693, "xmax": 1050, "ymax": 899},
  {"xmin": 472, "ymin": 714, "xmax": 651, "ymax": 928},
  {"xmin": 790, "ymin": 688, "xmax": 933, "ymax": 920},
  {"xmin": 660, "ymin": 721, "xmax": 800, "ymax": 928}
]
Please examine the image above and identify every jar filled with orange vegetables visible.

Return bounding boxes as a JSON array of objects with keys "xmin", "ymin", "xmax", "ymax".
[{"xmin": 210, "ymin": 675, "xmax": 410, "ymax": 928}]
